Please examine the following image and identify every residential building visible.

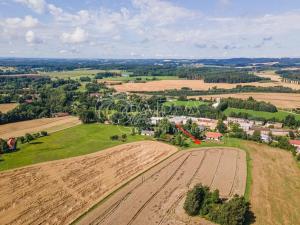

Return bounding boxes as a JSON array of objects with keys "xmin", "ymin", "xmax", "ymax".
[
  {"xmin": 151, "ymin": 117, "xmax": 164, "ymax": 125},
  {"xmin": 141, "ymin": 130, "xmax": 155, "ymax": 136},
  {"xmin": 289, "ymin": 140, "xmax": 300, "ymax": 154},
  {"xmin": 205, "ymin": 132, "xmax": 223, "ymax": 141}
]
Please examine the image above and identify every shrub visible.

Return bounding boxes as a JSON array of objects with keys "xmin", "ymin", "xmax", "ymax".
[
  {"xmin": 40, "ymin": 131, "xmax": 48, "ymax": 136},
  {"xmin": 110, "ymin": 135, "xmax": 119, "ymax": 141}
]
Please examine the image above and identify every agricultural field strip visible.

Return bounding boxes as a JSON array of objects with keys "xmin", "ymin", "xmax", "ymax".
[
  {"xmin": 78, "ymin": 148, "xmax": 246, "ymax": 225},
  {"xmin": 0, "ymin": 141, "xmax": 176, "ymax": 225}
]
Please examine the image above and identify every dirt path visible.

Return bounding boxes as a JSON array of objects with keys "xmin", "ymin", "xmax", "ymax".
[
  {"xmin": 0, "ymin": 141, "xmax": 177, "ymax": 225},
  {"xmin": 78, "ymin": 148, "xmax": 246, "ymax": 225},
  {"xmin": 0, "ymin": 116, "xmax": 81, "ymax": 138}
]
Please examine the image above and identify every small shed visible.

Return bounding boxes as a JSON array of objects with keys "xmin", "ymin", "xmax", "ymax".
[{"xmin": 205, "ymin": 132, "xmax": 223, "ymax": 141}]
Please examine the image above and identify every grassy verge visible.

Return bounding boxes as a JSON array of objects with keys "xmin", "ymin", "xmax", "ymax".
[{"xmin": 0, "ymin": 124, "xmax": 150, "ymax": 171}]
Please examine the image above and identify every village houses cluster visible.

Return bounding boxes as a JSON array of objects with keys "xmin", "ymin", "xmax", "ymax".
[{"xmin": 146, "ymin": 116, "xmax": 300, "ymax": 154}]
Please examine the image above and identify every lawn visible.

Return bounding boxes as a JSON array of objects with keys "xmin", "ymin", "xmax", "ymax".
[
  {"xmin": 224, "ymin": 108, "xmax": 300, "ymax": 121},
  {"xmin": 163, "ymin": 100, "xmax": 208, "ymax": 107},
  {"xmin": 0, "ymin": 124, "xmax": 150, "ymax": 171}
]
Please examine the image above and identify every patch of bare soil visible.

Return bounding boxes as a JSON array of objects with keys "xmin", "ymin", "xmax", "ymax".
[
  {"xmin": 0, "ymin": 141, "xmax": 176, "ymax": 225},
  {"xmin": 0, "ymin": 103, "xmax": 18, "ymax": 113}
]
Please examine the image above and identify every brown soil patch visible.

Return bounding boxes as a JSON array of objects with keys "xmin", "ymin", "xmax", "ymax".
[
  {"xmin": 247, "ymin": 142, "xmax": 300, "ymax": 225},
  {"xmin": 0, "ymin": 116, "xmax": 81, "ymax": 139},
  {"xmin": 0, "ymin": 103, "xmax": 18, "ymax": 113},
  {"xmin": 193, "ymin": 92, "xmax": 300, "ymax": 109},
  {"xmin": 78, "ymin": 148, "xmax": 246, "ymax": 225},
  {"xmin": 112, "ymin": 79, "xmax": 300, "ymax": 92},
  {"xmin": 0, "ymin": 141, "xmax": 177, "ymax": 225}
]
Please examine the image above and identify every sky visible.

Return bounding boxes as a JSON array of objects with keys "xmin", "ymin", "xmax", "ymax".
[{"xmin": 0, "ymin": 0, "xmax": 300, "ymax": 58}]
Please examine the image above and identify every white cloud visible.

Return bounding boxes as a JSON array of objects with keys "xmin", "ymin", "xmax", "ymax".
[
  {"xmin": 3, "ymin": 15, "xmax": 39, "ymax": 29},
  {"xmin": 25, "ymin": 30, "xmax": 35, "ymax": 43},
  {"xmin": 15, "ymin": 0, "xmax": 46, "ymax": 14},
  {"xmin": 61, "ymin": 27, "xmax": 88, "ymax": 44}
]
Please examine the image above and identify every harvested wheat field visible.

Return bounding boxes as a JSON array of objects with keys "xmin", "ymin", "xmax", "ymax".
[
  {"xmin": 0, "ymin": 103, "xmax": 18, "ymax": 113},
  {"xmin": 0, "ymin": 141, "xmax": 177, "ymax": 225},
  {"xmin": 193, "ymin": 92, "xmax": 300, "ymax": 109},
  {"xmin": 78, "ymin": 148, "xmax": 246, "ymax": 225},
  {"xmin": 247, "ymin": 142, "xmax": 300, "ymax": 225},
  {"xmin": 0, "ymin": 116, "xmax": 81, "ymax": 139},
  {"xmin": 112, "ymin": 79, "xmax": 300, "ymax": 92}
]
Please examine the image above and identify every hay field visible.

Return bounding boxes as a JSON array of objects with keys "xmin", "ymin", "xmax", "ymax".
[
  {"xmin": 78, "ymin": 148, "xmax": 246, "ymax": 225},
  {"xmin": 0, "ymin": 116, "xmax": 81, "ymax": 139},
  {"xmin": 0, "ymin": 103, "xmax": 18, "ymax": 113},
  {"xmin": 0, "ymin": 141, "xmax": 176, "ymax": 225},
  {"xmin": 195, "ymin": 92, "xmax": 300, "ymax": 109},
  {"xmin": 247, "ymin": 142, "xmax": 300, "ymax": 225},
  {"xmin": 111, "ymin": 79, "xmax": 300, "ymax": 92}
]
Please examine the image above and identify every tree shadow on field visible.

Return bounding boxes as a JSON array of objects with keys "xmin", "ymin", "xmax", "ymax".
[{"xmin": 244, "ymin": 206, "xmax": 256, "ymax": 225}]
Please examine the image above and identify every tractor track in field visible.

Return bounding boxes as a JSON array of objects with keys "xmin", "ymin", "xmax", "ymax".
[
  {"xmin": 88, "ymin": 152, "xmax": 189, "ymax": 225},
  {"xmin": 125, "ymin": 153, "xmax": 192, "ymax": 225},
  {"xmin": 157, "ymin": 150, "xmax": 208, "ymax": 225}
]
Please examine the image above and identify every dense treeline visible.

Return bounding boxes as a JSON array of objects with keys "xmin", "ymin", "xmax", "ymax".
[
  {"xmin": 184, "ymin": 184, "xmax": 249, "ymax": 225},
  {"xmin": 220, "ymin": 97, "xmax": 278, "ymax": 112},
  {"xmin": 133, "ymin": 85, "xmax": 298, "ymax": 96},
  {"xmin": 276, "ymin": 69, "xmax": 300, "ymax": 81},
  {"xmin": 0, "ymin": 69, "xmax": 37, "ymax": 75},
  {"xmin": 177, "ymin": 67, "xmax": 266, "ymax": 83}
]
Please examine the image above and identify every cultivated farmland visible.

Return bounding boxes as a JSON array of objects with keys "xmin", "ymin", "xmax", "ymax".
[
  {"xmin": 0, "ymin": 116, "xmax": 81, "ymax": 139},
  {"xmin": 195, "ymin": 92, "xmax": 300, "ymax": 109},
  {"xmin": 78, "ymin": 148, "xmax": 246, "ymax": 225},
  {"xmin": 111, "ymin": 79, "xmax": 300, "ymax": 92},
  {"xmin": 0, "ymin": 141, "xmax": 177, "ymax": 225},
  {"xmin": 0, "ymin": 103, "xmax": 18, "ymax": 113}
]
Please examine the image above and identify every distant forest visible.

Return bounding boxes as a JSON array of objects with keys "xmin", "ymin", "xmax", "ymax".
[{"xmin": 276, "ymin": 69, "xmax": 300, "ymax": 81}]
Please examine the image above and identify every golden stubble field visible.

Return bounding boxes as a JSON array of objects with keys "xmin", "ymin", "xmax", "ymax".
[
  {"xmin": 78, "ymin": 148, "xmax": 247, "ymax": 225},
  {"xmin": 0, "ymin": 116, "xmax": 81, "ymax": 139},
  {"xmin": 111, "ymin": 79, "xmax": 300, "ymax": 92},
  {"xmin": 193, "ymin": 92, "xmax": 300, "ymax": 109},
  {"xmin": 0, "ymin": 141, "xmax": 177, "ymax": 225},
  {"xmin": 0, "ymin": 103, "xmax": 18, "ymax": 113}
]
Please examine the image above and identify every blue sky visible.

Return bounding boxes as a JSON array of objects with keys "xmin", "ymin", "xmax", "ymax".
[{"xmin": 1, "ymin": 0, "xmax": 300, "ymax": 58}]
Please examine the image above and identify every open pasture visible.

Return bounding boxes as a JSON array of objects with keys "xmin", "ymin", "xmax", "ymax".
[
  {"xmin": 78, "ymin": 148, "xmax": 246, "ymax": 225},
  {"xmin": 0, "ymin": 141, "xmax": 177, "ymax": 225}
]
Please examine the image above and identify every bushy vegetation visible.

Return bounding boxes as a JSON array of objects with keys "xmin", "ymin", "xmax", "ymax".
[
  {"xmin": 221, "ymin": 97, "xmax": 278, "ymax": 113},
  {"xmin": 184, "ymin": 184, "xmax": 249, "ymax": 225}
]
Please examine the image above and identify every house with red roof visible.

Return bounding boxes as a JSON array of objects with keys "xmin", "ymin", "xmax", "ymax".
[
  {"xmin": 289, "ymin": 140, "xmax": 300, "ymax": 154},
  {"xmin": 205, "ymin": 132, "xmax": 223, "ymax": 141}
]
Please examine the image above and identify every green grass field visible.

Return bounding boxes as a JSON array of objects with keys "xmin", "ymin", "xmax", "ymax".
[
  {"xmin": 163, "ymin": 100, "xmax": 208, "ymax": 107},
  {"xmin": 224, "ymin": 108, "xmax": 300, "ymax": 121},
  {"xmin": 0, "ymin": 124, "xmax": 150, "ymax": 171}
]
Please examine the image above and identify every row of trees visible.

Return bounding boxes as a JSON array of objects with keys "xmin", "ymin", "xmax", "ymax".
[{"xmin": 184, "ymin": 184, "xmax": 249, "ymax": 225}]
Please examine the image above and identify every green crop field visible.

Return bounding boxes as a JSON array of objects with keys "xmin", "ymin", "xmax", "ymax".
[
  {"xmin": 0, "ymin": 124, "xmax": 150, "ymax": 171},
  {"xmin": 224, "ymin": 108, "xmax": 300, "ymax": 121},
  {"xmin": 163, "ymin": 100, "xmax": 208, "ymax": 107}
]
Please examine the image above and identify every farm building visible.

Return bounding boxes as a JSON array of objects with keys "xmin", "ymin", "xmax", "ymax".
[
  {"xmin": 205, "ymin": 132, "xmax": 223, "ymax": 141},
  {"xmin": 265, "ymin": 122, "xmax": 283, "ymax": 129},
  {"xmin": 261, "ymin": 134, "xmax": 272, "ymax": 143},
  {"xmin": 141, "ymin": 130, "xmax": 155, "ymax": 136},
  {"xmin": 196, "ymin": 118, "xmax": 218, "ymax": 130},
  {"xmin": 150, "ymin": 117, "xmax": 164, "ymax": 125},
  {"xmin": 289, "ymin": 140, "xmax": 300, "ymax": 154}
]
